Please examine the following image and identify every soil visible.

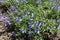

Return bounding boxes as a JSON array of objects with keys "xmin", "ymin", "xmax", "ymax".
[
  {"xmin": 0, "ymin": 21, "xmax": 13, "ymax": 40},
  {"xmin": 43, "ymin": 31, "xmax": 60, "ymax": 40}
]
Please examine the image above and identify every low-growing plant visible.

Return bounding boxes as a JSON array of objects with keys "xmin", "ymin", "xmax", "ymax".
[{"xmin": 0, "ymin": 0, "xmax": 60, "ymax": 40}]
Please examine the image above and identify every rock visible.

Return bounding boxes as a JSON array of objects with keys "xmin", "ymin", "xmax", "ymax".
[
  {"xmin": 0, "ymin": 21, "xmax": 14, "ymax": 40},
  {"xmin": 0, "ymin": 21, "xmax": 7, "ymax": 32}
]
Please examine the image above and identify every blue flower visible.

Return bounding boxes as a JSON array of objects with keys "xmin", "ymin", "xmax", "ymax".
[
  {"xmin": 34, "ymin": 29, "xmax": 39, "ymax": 34},
  {"xmin": 58, "ymin": 25, "xmax": 60, "ymax": 30},
  {"xmin": 30, "ymin": 18, "xmax": 34, "ymax": 22},
  {"xmin": 6, "ymin": 20, "xmax": 11, "ymax": 25},
  {"xmin": 22, "ymin": 14, "xmax": 28, "ymax": 18},
  {"xmin": 14, "ymin": 9, "xmax": 18, "ymax": 14},
  {"xmin": 10, "ymin": 5, "xmax": 16, "ymax": 10},
  {"xmin": 21, "ymin": 0, "xmax": 28, "ymax": 3},
  {"xmin": 18, "ymin": 18, "xmax": 22, "ymax": 22},
  {"xmin": 22, "ymin": 15, "xmax": 25, "ymax": 18},
  {"xmin": 20, "ymin": 30, "xmax": 25, "ymax": 34},
  {"xmin": 37, "ymin": 22, "xmax": 43, "ymax": 28},
  {"xmin": 5, "ymin": 16, "xmax": 10, "ymax": 19},
  {"xmin": 36, "ymin": 22, "xmax": 43, "ymax": 28},
  {"xmin": 0, "ymin": 0, "xmax": 3, "ymax": 3},
  {"xmin": 0, "ymin": 16, "xmax": 11, "ymax": 25},
  {"xmin": 57, "ymin": 19, "xmax": 60, "ymax": 23},
  {"xmin": 36, "ymin": 0, "xmax": 42, "ymax": 4},
  {"xmin": 14, "ymin": 0, "xmax": 19, "ymax": 2},
  {"xmin": 58, "ymin": 6, "xmax": 60, "ymax": 10},
  {"xmin": 12, "ymin": 32, "xmax": 16, "ymax": 36},
  {"xmin": 54, "ymin": 3, "xmax": 59, "ymax": 9},
  {"xmin": 25, "ymin": 13, "xmax": 28, "ymax": 17},
  {"xmin": 36, "ymin": 22, "xmax": 39, "ymax": 26},
  {"xmin": 9, "ymin": 11, "xmax": 13, "ymax": 15},
  {"xmin": 14, "ymin": 17, "xmax": 19, "ymax": 21},
  {"xmin": 14, "ymin": 17, "xmax": 22, "ymax": 22},
  {"xmin": 28, "ymin": 30, "xmax": 32, "ymax": 35},
  {"xmin": 29, "ymin": 24, "xmax": 34, "ymax": 28},
  {"xmin": 16, "ymin": 6, "xmax": 18, "ymax": 8}
]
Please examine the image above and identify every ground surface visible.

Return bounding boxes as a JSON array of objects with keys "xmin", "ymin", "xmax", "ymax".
[
  {"xmin": 0, "ymin": 21, "xmax": 13, "ymax": 40},
  {"xmin": 0, "ymin": 6, "xmax": 14, "ymax": 40}
]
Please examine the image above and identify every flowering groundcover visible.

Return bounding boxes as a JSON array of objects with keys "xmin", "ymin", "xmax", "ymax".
[{"xmin": 0, "ymin": 0, "xmax": 60, "ymax": 40}]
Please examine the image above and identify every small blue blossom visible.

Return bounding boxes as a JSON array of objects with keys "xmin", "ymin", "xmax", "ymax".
[
  {"xmin": 12, "ymin": 32, "xmax": 16, "ymax": 36},
  {"xmin": 14, "ymin": 17, "xmax": 19, "ymax": 21},
  {"xmin": 6, "ymin": 20, "xmax": 11, "ymax": 25},
  {"xmin": 0, "ymin": 16, "xmax": 11, "ymax": 25},
  {"xmin": 36, "ymin": 0, "xmax": 42, "ymax": 4},
  {"xmin": 22, "ymin": 15, "xmax": 25, "ymax": 18},
  {"xmin": 14, "ymin": 17, "xmax": 22, "ymax": 22},
  {"xmin": 30, "ymin": 18, "xmax": 34, "ymax": 22},
  {"xmin": 0, "ymin": 16, "xmax": 10, "ymax": 21},
  {"xmin": 57, "ymin": 19, "xmax": 60, "ymax": 23},
  {"xmin": 9, "ymin": 11, "xmax": 13, "ymax": 15},
  {"xmin": 29, "ymin": 24, "xmax": 34, "ymax": 28},
  {"xmin": 28, "ymin": 30, "xmax": 32, "ymax": 35},
  {"xmin": 58, "ymin": 6, "xmax": 60, "ymax": 10},
  {"xmin": 14, "ymin": 0, "xmax": 19, "ymax": 2},
  {"xmin": 37, "ymin": 22, "xmax": 43, "ymax": 28},
  {"xmin": 21, "ymin": 0, "xmax": 28, "ymax": 3},
  {"xmin": 34, "ymin": 29, "xmax": 39, "ymax": 34},
  {"xmin": 58, "ymin": 25, "xmax": 60, "ymax": 30},
  {"xmin": 36, "ymin": 22, "xmax": 43, "ymax": 28},
  {"xmin": 18, "ymin": 18, "xmax": 22, "ymax": 22},
  {"xmin": 5, "ymin": 16, "xmax": 10, "ymax": 19},
  {"xmin": 35, "ymin": 22, "xmax": 38, "ymax": 26},
  {"xmin": 20, "ymin": 30, "xmax": 25, "ymax": 34},
  {"xmin": 54, "ymin": 3, "xmax": 59, "ymax": 9},
  {"xmin": 25, "ymin": 13, "xmax": 28, "ymax": 17},
  {"xmin": 0, "ymin": 0, "xmax": 4, "ymax": 3},
  {"xmin": 10, "ymin": 5, "xmax": 16, "ymax": 10},
  {"xmin": 22, "ymin": 14, "xmax": 28, "ymax": 18},
  {"xmin": 14, "ymin": 9, "xmax": 18, "ymax": 14},
  {"xmin": 16, "ymin": 6, "xmax": 18, "ymax": 8}
]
